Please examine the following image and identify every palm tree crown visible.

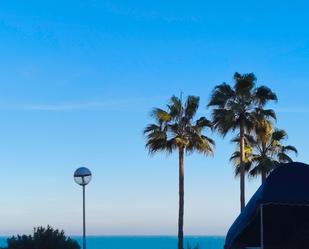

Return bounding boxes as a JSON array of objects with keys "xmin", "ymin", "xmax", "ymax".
[
  {"xmin": 243, "ymin": 120, "xmax": 297, "ymax": 182},
  {"xmin": 144, "ymin": 95, "xmax": 214, "ymax": 155},
  {"xmin": 208, "ymin": 72, "xmax": 277, "ymax": 135}
]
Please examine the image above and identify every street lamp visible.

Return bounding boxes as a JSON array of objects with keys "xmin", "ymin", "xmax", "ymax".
[{"xmin": 74, "ymin": 167, "xmax": 92, "ymax": 249}]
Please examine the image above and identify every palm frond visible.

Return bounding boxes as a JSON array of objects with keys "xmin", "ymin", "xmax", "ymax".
[
  {"xmin": 230, "ymin": 135, "xmax": 239, "ymax": 144},
  {"xmin": 168, "ymin": 95, "xmax": 182, "ymax": 118},
  {"xmin": 230, "ymin": 151, "xmax": 241, "ymax": 162},
  {"xmin": 234, "ymin": 72, "xmax": 256, "ymax": 96},
  {"xmin": 144, "ymin": 124, "xmax": 161, "ymax": 134},
  {"xmin": 185, "ymin": 96, "xmax": 200, "ymax": 120},
  {"xmin": 272, "ymin": 129, "xmax": 287, "ymax": 141},
  {"xmin": 254, "ymin": 86, "xmax": 278, "ymax": 106},
  {"xmin": 255, "ymin": 108, "xmax": 277, "ymax": 121},
  {"xmin": 212, "ymin": 108, "xmax": 237, "ymax": 136},
  {"xmin": 145, "ymin": 136, "xmax": 170, "ymax": 154},
  {"xmin": 234, "ymin": 162, "xmax": 252, "ymax": 177},
  {"xmin": 186, "ymin": 134, "xmax": 215, "ymax": 155},
  {"xmin": 186, "ymin": 120, "xmax": 215, "ymax": 155},
  {"xmin": 249, "ymin": 158, "xmax": 275, "ymax": 177},
  {"xmin": 195, "ymin": 117, "xmax": 212, "ymax": 130},
  {"xmin": 208, "ymin": 83, "xmax": 235, "ymax": 108},
  {"xmin": 242, "ymin": 112, "xmax": 257, "ymax": 133},
  {"xmin": 151, "ymin": 108, "xmax": 171, "ymax": 123},
  {"xmin": 283, "ymin": 145, "xmax": 298, "ymax": 155},
  {"xmin": 277, "ymin": 153, "xmax": 293, "ymax": 163},
  {"xmin": 254, "ymin": 118, "xmax": 273, "ymax": 144}
]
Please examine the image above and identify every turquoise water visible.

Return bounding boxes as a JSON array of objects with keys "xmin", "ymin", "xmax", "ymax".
[{"xmin": 0, "ymin": 236, "xmax": 225, "ymax": 249}]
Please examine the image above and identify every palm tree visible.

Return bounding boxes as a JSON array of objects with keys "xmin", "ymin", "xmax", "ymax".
[
  {"xmin": 237, "ymin": 119, "xmax": 298, "ymax": 183},
  {"xmin": 144, "ymin": 95, "xmax": 214, "ymax": 249},
  {"xmin": 208, "ymin": 72, "xmax": 277, "ymax": 211}
]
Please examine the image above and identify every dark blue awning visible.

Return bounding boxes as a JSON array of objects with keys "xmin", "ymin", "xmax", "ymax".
[{"xmin": 225, "ymin": 162, "xmax": 309, "ymax": 249}]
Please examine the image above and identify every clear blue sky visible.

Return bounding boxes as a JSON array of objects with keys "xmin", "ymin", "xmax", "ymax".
[{"xmin": 0, "ymin": 0, "xmax": 308, "ymax": 236}]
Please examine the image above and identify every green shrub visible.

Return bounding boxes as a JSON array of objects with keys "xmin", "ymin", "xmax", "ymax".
[{"xmin": 3, "ymin": 225, "xmax": 80, "ymax": 249}]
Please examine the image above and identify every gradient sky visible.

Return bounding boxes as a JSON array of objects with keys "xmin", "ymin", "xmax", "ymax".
[{"xmin": 0, "ymin": 0, "xmax": 308, "ymax": 236}]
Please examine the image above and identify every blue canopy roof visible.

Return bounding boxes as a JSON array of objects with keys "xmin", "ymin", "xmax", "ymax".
[{"xmin": 224, "ymin": 162, "xmax": 309, "ymax": 249}]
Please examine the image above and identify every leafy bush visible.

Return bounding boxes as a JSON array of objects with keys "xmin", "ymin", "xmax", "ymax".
[{"xmin": 2, "ymin": 225, "xmax": 80, "ymax": 249}]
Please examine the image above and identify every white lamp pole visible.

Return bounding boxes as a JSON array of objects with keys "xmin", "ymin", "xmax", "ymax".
[{"xmin": 74, "ymin": 167, "xmax": 92, "ymax": 249}]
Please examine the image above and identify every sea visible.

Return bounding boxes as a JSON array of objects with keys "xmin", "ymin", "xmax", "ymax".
[{"xmin": 0, "ymin": 236, "xmax": 225, "ymax": 249}]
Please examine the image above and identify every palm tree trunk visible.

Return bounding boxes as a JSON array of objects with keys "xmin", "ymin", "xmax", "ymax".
[
  {"xmin": 240, "ymin": 124, "xmax": 245, "ymax": 212},
  {"xmin": 178, "ymin": 146, "xmax": 184, "ymax": 249}
]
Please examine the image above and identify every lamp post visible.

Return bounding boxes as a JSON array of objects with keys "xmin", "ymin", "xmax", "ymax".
[{"xmin": 74, "ymin": 167, "xmax": 92, "ymax": 249}]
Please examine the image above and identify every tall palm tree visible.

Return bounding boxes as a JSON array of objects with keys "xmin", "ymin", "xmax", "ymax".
[
  {"xmin": 234, "ymin": 119, "xmax": 298, "ymax": 183},
  {"xmin": 144, "ymin": 95, "xmax": 214, "ymax": 249},
  {"xmin": 208, "ymin": 72, "xmax": 277, "ymax": 211}
]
